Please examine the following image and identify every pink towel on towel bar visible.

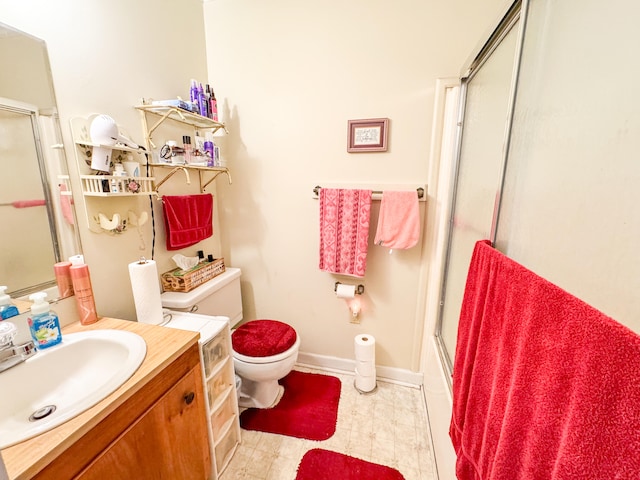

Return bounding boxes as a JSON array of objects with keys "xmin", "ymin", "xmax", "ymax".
[
  {"xmin": 162, "ymin": 194, "xmax": 213, "ymax": 250},
  {"xmin": 374, "ymin": 190, "xmax": 420, "ymax": 249},
  {"xmin": 318, "ymin": 188, "xmax": 372, "ymax": 278},
  {"xmin": 450, "ymin": 240, "xmax": 640, "ymax": 480}
]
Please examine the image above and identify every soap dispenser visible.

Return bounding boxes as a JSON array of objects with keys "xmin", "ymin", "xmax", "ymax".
[
  {"xmin": 28, "ymin": 292, "xmax": 62, "ymax": 349},
  {"xmin": 0, "ymin": 286, "xmax": 19, "ymax": 320}
]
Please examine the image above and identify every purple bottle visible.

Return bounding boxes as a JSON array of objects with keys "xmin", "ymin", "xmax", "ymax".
[
  {"xmin": 204, "ymin": 141, "xmax": 215, "ymax": 167},
  {"xmin": 197, "ymin": 83, "xmax": 207, "ymax": 117},
  {"xmin": 190, "ymin": 79, "xmax": 198, "ymax": 103}
]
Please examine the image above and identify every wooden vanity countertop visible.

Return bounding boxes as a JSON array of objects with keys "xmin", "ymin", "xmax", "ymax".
[{"xmin": 1, "ymin": 317, "xmax": 199, "ymax": 480}]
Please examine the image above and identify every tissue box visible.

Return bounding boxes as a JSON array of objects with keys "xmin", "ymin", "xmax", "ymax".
[{"xmin": 161, "ymin": 258, "xmax": 225, "ymax": 293}]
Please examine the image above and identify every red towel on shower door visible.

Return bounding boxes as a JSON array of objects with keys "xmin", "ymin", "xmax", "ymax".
[
  {"xmin": 450, "ymin": 240, "xmax": 640, "ymax": 480},
  {"xmin": 162, "ymin": 194, "xmax": 213, "ymax": 250}
]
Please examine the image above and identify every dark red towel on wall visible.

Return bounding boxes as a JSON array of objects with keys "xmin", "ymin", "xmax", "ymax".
[
  {"xmin": 450, "ymin": 240, "xmax": 640, "ymax": 480},
  {"xmin": 162, "ymin": 194, "xmax": 213, "ymax": 250}
]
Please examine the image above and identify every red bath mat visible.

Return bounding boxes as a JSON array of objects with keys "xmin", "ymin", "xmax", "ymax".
[
  {"xmin": 240, "ymin": 371, "xmax": 341, "ymax": 440},
  {"xmin": 296, "ymin": 449, "xmax": 405, "ymax": 480}
]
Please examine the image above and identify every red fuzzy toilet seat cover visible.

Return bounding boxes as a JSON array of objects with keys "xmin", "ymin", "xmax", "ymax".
[{"xmin": 232, "ymin": 319, "xmax": 297, "ymax": 357}]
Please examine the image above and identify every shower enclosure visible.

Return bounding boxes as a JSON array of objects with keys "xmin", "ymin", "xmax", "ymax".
[{"xmin": 427, "ymin": 0, "xmax": 640, "ymax": 476}]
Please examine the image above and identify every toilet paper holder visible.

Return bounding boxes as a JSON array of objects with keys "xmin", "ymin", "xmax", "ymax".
[{"xmin": 334, "ymin": 282, "xmax": 364, "ymax": 295}]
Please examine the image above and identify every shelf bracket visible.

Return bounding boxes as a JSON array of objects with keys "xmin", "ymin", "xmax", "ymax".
[
  {"xmin": 200, "ymin": 169, "xmax": 232, "ymax": 192},
  {"xmin": 145, "ymin": 108, "xmax": 182, "ymax": 149},
  {"xmin": 153, "ymin": 166, "xmax": 191, "ymax": 195}
]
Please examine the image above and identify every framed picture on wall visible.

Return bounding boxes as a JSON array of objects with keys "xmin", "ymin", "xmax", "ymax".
[{"xmin": 347, "ymin": 118, "xmax": 389, "ymax": 152}]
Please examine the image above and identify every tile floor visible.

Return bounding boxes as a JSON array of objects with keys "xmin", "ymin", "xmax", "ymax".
[{"xmin": 220, "ymin": 366, "xmax": 437, "ymax": 480}]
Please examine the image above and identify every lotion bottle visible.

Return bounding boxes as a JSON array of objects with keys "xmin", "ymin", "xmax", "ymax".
[
  {"xmin": 53, "ymin": 262, "xmax": 74, "ymax": 298},
  {"xmin": 69, "ymin": 261, "xmax": 98, "ymax": 325},
  {"xmin": 28, "ymin": 292, "xmax": 62, "ymax": 349},
  {"xmin": 0, "ymin": 286, "xmax": 19, "ymax": 320}
]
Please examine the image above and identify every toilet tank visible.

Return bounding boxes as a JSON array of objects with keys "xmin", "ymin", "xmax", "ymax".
[{"xmin": 160, "ymin": 267, "xmax": 243, "ymax": 326}]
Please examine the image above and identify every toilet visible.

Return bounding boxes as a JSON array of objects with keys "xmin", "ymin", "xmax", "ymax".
[
  {"xmin": 231, "ymin": 319, "xmax": 300, "ymax": 408},
  {"xmin": 161, "ymin": 267, "xmax": 300, "ymax": 409}
]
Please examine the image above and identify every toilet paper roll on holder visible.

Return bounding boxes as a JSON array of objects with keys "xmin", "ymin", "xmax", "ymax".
[{"xmin": 334, "ymin": 282, "xmax": 365, "ymax": 295}]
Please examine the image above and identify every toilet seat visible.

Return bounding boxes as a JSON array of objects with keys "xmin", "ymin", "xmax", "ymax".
[{"xmin": 232, "ymin": 319, "xmax": 298, "ymax": 364}]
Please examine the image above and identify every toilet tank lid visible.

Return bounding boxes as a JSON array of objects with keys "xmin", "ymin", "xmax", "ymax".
[{"xmin": 161, "ymin": 267, "xmax": 241, "ymax": 309}]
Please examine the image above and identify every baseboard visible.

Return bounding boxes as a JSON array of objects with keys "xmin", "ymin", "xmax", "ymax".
[{"xmin": 296, "ymin": 351, "xmax": 423, "ymax": 388}]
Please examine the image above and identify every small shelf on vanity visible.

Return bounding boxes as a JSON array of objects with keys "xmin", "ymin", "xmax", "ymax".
[
  {"xmin": 80, "ymin": 175, "xmax": 155, "ymax": 197},
  {"xmin": 74, "ymin": 140, "xmax": 142, "ymax": 153}
]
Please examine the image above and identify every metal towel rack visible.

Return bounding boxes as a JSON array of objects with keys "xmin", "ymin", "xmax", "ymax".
[
  {"xmin": 152, "ymin": 165, "xmax": 232, "ymax": 195},
  {"xmin": 312, "ymin": 185, "xmax": 426, "ymax": 200}
]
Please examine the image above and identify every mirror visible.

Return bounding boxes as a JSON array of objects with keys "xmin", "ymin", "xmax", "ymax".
[{"xmin": 0, "ymin": 22, "xmax": 80, "ymax": 298}]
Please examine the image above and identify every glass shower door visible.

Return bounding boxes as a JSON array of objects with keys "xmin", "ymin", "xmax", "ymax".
[
  {"xmin": 436, "ymin": 15, "xmax": 522, "ymax": 372},
  {"xmin": 0, "ymin": 103, "xmax": 57, "ymax": 293}
]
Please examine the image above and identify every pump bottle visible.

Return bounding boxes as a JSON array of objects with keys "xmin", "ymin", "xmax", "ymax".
[
  {"xmin": 69, "ymin": 260, "xmax": 98, "ymax": 325},
  {"xmin": 0, "ymin": 286, "xmax": 19, "ymax": 320},
  {"xmin": 28, "ymin": 292, "xmax": 62, "ymax": 349}
]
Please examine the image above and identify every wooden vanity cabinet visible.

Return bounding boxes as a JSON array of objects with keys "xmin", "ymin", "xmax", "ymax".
[
  {"xmin": 31, "ymin": 342, "xmax": 211, "ymax": 480},
  {"xmin": 74, "ymin": 365, "xmax": 210, "ymax": 480}
]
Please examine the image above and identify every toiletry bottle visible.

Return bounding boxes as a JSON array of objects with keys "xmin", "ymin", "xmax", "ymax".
[
  {"xmin": 28, "ymin": 292, "xmax": 62, "ymax": 349},
  {"xmin": 206, "ymin": 84, "xmax": 214, "ymax": 119},
  {"xmin": 190, "ymin": 79, "xmax": 198, "ymax": 104},
  {"xmin": 214, "ymin": 144, "xmax": 221, "ymax": 167},
  {"xmin": 113, "ymin": 163, "xmax": 126, "ymax": 177},
  {"xmin": 204, "ymin": 141, "xmax": 215, "ymax": 167},
  {"xmin": 0, "ymin": 286, "xmax": 19, "ymax": 320},
  {"xmin": 197, "ymin": 83, "xmax": 207, "ymax": 117},
  {"xmin": 209, "ymin": 86, "xmax": 218, "ymax": 122},
  {"xmin": 69, "ymin": 262, "xmax": 98, "ymax": 325},
  {"xmin": 54, "ymin": 261, "xmax": 74, "ymax": 298},
  {"xmin": 203, "ymin": 84, "xmax": 211, "ymax": 119},
  {"xmin": 183, "ymin": 135, "xmax": 193, "ymax": 164}
]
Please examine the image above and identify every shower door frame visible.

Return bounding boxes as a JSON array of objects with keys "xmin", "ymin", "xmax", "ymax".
[
  {"xmin": 433, "ymin": 0, "xmax": 528, "ymax": 384},
  {"xmin": 0, "ymin": 98, "xmax": 61, "ymax": 294}
]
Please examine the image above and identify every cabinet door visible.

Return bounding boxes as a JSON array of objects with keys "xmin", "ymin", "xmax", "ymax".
[{"xmin": 75, "ymin": 367, "xmax": 211, "ymax": 480}]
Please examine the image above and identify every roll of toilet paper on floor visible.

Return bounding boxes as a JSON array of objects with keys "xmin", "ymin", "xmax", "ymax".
[
  {"xmin": 128, "ymin": 259, "xmax": 163, "ymax": 325},
  {"xmin": 336, "ymin": 283, "xmax": 357, "ymax": 299},
  {"xmin": 355, "ymin": 371, "xmax": 377, "ymax": 393},
  {"xmin": 354, "ymin": 334, "xmax": 376, "ymax": 362},
  {"xmin": 356, "ymin": 359, "xmax": 376, "ymax": 377}
]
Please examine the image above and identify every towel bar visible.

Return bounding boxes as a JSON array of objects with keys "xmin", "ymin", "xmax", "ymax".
[{"xmin": 312, "ymin": 185, "xmax": 425, "ymax": 200}]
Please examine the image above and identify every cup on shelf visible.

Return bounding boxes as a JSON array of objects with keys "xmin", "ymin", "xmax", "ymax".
[{"xmin": 123, "ymin": 161, "xmax": 140, "ymax": 177}]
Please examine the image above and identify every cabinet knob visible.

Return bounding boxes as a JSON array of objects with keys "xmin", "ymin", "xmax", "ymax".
[{"xmin": 184, "ymin": 391, "xmax": 195, "ymax": 405}]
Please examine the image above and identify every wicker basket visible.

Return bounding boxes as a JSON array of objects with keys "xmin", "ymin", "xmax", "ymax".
[{"xmin": 161, "ymin": 258, "xmax": 226, "ymax": 293}]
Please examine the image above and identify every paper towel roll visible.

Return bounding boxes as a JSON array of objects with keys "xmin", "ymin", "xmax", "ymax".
[
  {"xmin": 336, "ymin": 283, "xmax": 356, "ymax": 299},
  {"xmin": 128, "ymin": 259, "xmax": 163, "ymax": 325},
  {"xmin": 355, "ymin": 334, "xmax": 376, "ymax": 362}
]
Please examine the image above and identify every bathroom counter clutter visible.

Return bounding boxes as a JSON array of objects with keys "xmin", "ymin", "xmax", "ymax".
[{"xmin": 1, "ymin": 317, "xmax": 211, "ymax": 480}]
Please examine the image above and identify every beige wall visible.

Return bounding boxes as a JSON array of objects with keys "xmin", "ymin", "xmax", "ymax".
[
  {"xmin": 0, "ymin": 0, "xmax": 509, "ymax": 371},
  {"xmin": 0, "ymin": 0, "xmax": 216, "ymax": 322},
  {"xmin": 203, "ymin": 0, "xmax": 510, "ymax": 370}
]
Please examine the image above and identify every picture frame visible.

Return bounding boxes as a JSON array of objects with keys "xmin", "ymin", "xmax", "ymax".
[{"xmin": 347, "ymin": 118, "xmax": 389, "ymax": 152}]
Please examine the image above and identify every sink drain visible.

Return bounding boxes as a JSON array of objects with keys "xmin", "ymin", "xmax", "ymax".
[{"xmin": 29, "ymin": 405, "xmax": 56, "ymax": 422}]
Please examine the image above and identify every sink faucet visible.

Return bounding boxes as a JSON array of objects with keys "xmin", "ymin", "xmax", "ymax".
[{"xmin": 0, "ymin": 322, "xmax": 37, "ymax": 373}]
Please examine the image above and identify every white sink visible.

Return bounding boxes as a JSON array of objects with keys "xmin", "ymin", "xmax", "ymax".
[{"xmin": 0, "ymin": 329, "xmax": 146, "ymax": 449}]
